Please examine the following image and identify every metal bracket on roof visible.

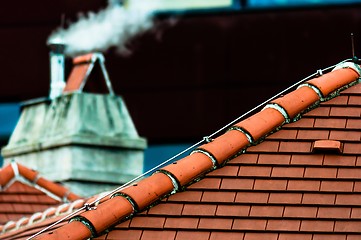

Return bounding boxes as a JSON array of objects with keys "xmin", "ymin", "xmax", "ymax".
[
  {"xmin": 203, "ymin": 136, "xmax": 213, "ymax": 143},
  {"xmin": 316, "ymin": 69, "xmax": 323, "ymax": 77},
  {"xmin": 83, "ymin": 203, "xmax": 97, "ymax": 211}
]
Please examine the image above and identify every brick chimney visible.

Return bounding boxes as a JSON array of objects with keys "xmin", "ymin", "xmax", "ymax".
[{"xmin": 1, "ymin": 52, "xmax": 147, "ymax": 197}]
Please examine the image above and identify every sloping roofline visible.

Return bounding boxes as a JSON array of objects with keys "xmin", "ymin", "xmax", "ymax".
[{"xmin": 18, "ymin": 61, "xmax": 361, "ymax": 239}]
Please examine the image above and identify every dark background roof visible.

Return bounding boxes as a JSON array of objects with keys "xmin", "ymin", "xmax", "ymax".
[{"xmin": 1, "ymin": 1, "xmax": 361, "ymax": 143}]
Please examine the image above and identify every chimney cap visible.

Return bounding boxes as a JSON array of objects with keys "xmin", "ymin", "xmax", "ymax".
[
  {"xmin": 47, "ymin": 37, "xmax": 66, "ymax": 53},
  {"xmin": 48, "ymin": 43, "xmax": 66, "ymax": 54}
]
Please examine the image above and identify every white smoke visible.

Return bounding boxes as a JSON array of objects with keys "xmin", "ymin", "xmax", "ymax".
[{"xmin": 48, "ymin": 0, "xmax": 159, "ymax": 56}]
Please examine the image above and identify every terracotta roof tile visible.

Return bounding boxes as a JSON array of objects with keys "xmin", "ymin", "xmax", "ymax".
[
  {"xmin": 329, "ymin": 130, "xmax": 361, "ymax": 141},
  {"xmin": 346, "ymin": 118, "xmax": 361, "ymax": 129},
  {"xmin": 318, "ymin": 207, "xmax": 351, "ymax": 219},
  {"xmin": 343, "ymin": 143, "xmax": 361, "ymax": 154},
  {"xmin": 323, "ymin": 155, "xmax": 356, "ymax": 166},
  {"xmin": 267, "ymin": 129, "xmax": 298, "ymax": 139},
  {"xmin": 141, "ymin": 230, "xmax": 176, "ymax": 240},
  {"xmin": 279, "ymin": 141, "xmax": 312, "ymax": 153},
  {"xmin": 304, "ymin": 167, "xmax": 337, "ymax": 178},
  {"xmin": 231, "ymin": 153, "xmax": 258, "ymax": 164},
  {"xmin": 0, "ymin": 162, "xmax": 81, "ymax": 236},
  {"xmin": 314, "ymin": 118, "xmax": 347, "ymax": 128},
  {"xmin": 279, "ymin": 233, "xmax": 312, "ymax": 240},
  {"xmin": 307, "ymin": 67, "xmax": 359, "ymax": 97},
  {"xmin": 302, "ymin": 193, "xmax": 336, "ymax": 205},
  {"xmin": 187, "ymin": 178, "xmax": 221, "ymax": 189},
  {"xmin": 246, "ymin": 140, "xmax": 280, "ymax": 152},
  {"xmin": 258, "ymin": 154, "xmax": 291, "ymax": 165},
  {"xmin": 284, "ymin": 117, "xmax": 315, "ymax": 128},
  {"xmin": 236, "ymin": 192, "xmax": 269, "ymax": 204},
  {"xmin": 249, "ymin": 205, "xmax": 284, "ymax": 217},
  {"xmin": 289, "ymin": 179, "xmax": 321, "ymax": 191},
  {"xmin": 238, "ymin": 165, "xmax": 272, "ymax": 177},
  {"xmin": 198, "ymin": 217, "xmax": 233, "ymax": 230},
  {"xmin": 206, "ymin": 165, "xmax": 239, "ymax": 176},
  {"xmin": 348, "ymin": 95, "xmax": 361, "ymax": 104},
  {"xmin": 182, "ymin": 204, "xmax": 216, "ymax": 216},
  {"xmin": 271, "ymin": 166, "xmax": 304, "ymax": 177},
  {"xmin": 233, "ymin": 218, "xmax": 267, "ymax": 230},
  {"xmin": 243, "ymin": 232, "xmax": 278, "ymax": 240},
  {"xmin": 176, "ymin": 231, "xmax": 210, "ymax": 240},
  {"xmin": 347, "ymin": 236, "xmax": 361, "ymax": 240},
  {"xmin": 163, "ymin": 217, "xmax": 198, "ymax": 229},
  {"xmin": 283, "ymin": 206, "xmax": 317, "ymax": 218},
  {"xmin": 202, "ymin": 191, "xmax": 236, "ymax": 203},
  {"xmin": 271, "ymin": 85, "xmax": 320, "ymax": 118},
  {"xmin": 209, "ymin": 232, "xmax": 244, "ymax": 240},
  {"xmin": 267, "ymin": 219, "xmax": 301, "ymax": 231},
  {"xmin": 254, "ymin": 179, "xmax": 287, "ymax": 190},
  {"xmin": 220, "ymin": 178, "xmax": 254, "ymax": 190},
  {"xmin": 215, "ymin": 205, "xmax": 250, "ymax": 217},
  {"xmin": 290, "ymin": 154, "xmax": 324, "ymax": 165},
  {"xmin": 268, "ymin": 192, "xmax": 302, "ymax": 204},
  {"xmin": 105, "ymin": 229, "xmax": 142, "ymax": 240},
  {"xmin": 335, "ymin": 194, "xmax": 361, "ymax": 205},
  {"xmin": 297, "ymin": 129, "xmax": 330, "ymax": 140},
  {"xmin": 130, "ymin": 216, "xmax": 165, "ymax": 228},
  {"xmin": 147, "ymin": 203, "xmax": 183, "ymax": 215},
  {"xmin": 350, "ymin": 208, "xmax": 361, "ymax": 218},
  {"xmin": 303, "ymin": 106, "xmax": 331, "ymax": 116},
  {"xmin": 300, "ymin": 220, "xmax": 334, "ymax": 232},
  {"xmin": 167, "ymin": 191, "xmax": 203, "ymax": 202},
  {"xmin": 19, "ymin": 61, "xmax": 361, "ymax": 239},
  {"xmin": 313, "ymin": 235, "xmax": 347, "ymax": 240}
]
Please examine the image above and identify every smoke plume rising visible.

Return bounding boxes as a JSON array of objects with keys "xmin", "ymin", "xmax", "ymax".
[{"xmin": 48, "ymin": 0, "xmax": 159, "ymax": 56}]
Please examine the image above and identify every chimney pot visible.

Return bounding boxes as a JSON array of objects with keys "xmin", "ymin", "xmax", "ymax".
[{"xmin": 48, "ymin": 43, "xmax": 66, "ymax": 99}]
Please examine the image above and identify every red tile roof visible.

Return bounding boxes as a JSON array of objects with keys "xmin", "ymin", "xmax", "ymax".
[
  {"xmin": 5, "ymin": 61, "xmax": 361, "ymax": 239},
  {"xmin": 0, "ymin": 162, "xmax": 81, "ymax": 236}
]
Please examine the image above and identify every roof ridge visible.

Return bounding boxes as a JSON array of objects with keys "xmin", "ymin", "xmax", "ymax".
[
  {"xmin": 0, "ymin": 162, "xmax": 81, "ymax": 234},
  {"xmin": 0, "ymin": 162, "xmax": 80, "ymax": 202},
  {"xmin": 28, "ymin": 62, "xmax": 361, "ymax": 239}
]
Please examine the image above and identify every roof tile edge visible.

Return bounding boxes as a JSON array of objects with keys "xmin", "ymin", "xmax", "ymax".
[{"xmin": 32, "ymin": 63, "xmax": 360, "ymax": 240}]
